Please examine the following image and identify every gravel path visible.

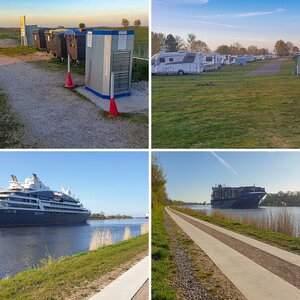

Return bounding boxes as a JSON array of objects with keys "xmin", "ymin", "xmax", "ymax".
[
  {"xmin": 164, "ymin": 212, "xmax": 215, "ymax": 300},
  {"xmin": 0, "ymin": 54, "xmax": 148, "ymax": 148},
  {"xmin": 171, "ymin": 209, "xmax": 300, "ymax": 289},
  {"xmin": 248, "ymin": 59, "xmax": 286, "ymax": 75}
]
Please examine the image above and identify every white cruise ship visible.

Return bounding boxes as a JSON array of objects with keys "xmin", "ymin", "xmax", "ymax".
[{"xmin": 0, "ymin": 174, "xmax": 91, "ymax": 226}]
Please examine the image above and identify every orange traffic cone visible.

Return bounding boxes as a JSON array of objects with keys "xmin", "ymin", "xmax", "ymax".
[
  {"xmin": 65, "ymin": 72, "xmax": 74, "ymax": 88},
  {"xmin": 109, "ymin": 97, "xmax": 119, "ymax": 117}
]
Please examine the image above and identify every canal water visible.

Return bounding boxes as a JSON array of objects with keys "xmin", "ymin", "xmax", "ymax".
[
  {"xmin": 184, "ymin": 205, "xmax": 300, "ymax": 236},
  {"xmin": 0, "ymin": 218, "xmax": 148, "ymax": 279}
]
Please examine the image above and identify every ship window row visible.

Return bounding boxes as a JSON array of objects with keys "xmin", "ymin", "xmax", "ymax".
[
  {"xmin": 47, "ymin": 211, "xmax": 84, "ymax": 216},
  {"xmin": 41, "ymin": 201, "xmax": 80, "ymax": 207},
  {"xmin": 8, "ymin": 197, "xmax": 37, "ymax": 203},
  {"xmin": 8, "ymin": 203, "xmax": 40, "ymax": 209},
  {"xmin": 43, "ymin": 206, "xmax": 84, "ymax": 212}
]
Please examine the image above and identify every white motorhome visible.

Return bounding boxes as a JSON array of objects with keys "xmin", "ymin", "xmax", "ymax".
[
  {"xmin": 244, "ymin": 55, "xmax": 256, "ymax": 63},
  {"xmin": 235, "ymin": 56, "xmax": 247, "ymax": 66},
  {"xmin": 151, "ymin": 52, "xmax": 204, "ymax": 75},
  {"xmin": 223, "ymin": 55, "xmax": 236, "ymax": 65},
  {"xmin": 202, "ymin": 53, "xmax": 222, "ymax": 71}
]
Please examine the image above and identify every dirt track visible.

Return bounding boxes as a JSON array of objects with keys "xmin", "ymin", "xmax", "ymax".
[
  {"xmin": 248, "ymin": 59, "xmax": 286, "ymax": 75},
  {"xmin": 0, "ymin": 54, "xmax": 148, "ymax": 148}
]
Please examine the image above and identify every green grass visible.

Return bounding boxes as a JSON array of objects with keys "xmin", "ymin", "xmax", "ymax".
[
  {"xmin": 152, "ymin": 207, "xmax": 178, "ymax": 300},
  {"xmin": 32, "ymin": 57, "xmax": 86, "ymax": 75},
  {"xmin": 0, "ymin": 46, "xmax": 36, "ymax": 56},
  {"xmin": 0, "ymin": 234, "xmax": 148, "ymax": 300},
  {"xmin": 0, "ymin": 28, "xmax": 21, "ymax": 41},
  {"xmin": 173, "ymin": 206, "xmax": 300, "ymax": 253},
  {"xmin": 152, "ymin": 59, "xmax": 300, "ymax": 148},
  {"xmin": 0, "ymin": 89, "xmax": 23, "ymax": 148}
]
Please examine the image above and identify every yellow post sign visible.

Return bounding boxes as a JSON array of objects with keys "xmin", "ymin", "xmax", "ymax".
[{"xmin": 20, "ymin": 16, "xmax": 27, "ymax": 46}]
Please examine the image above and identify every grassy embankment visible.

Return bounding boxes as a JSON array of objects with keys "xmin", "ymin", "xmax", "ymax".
[
  {"xmin": 172, "ymin": 206, "xmax": 300, "ymax": 253},
  {"xmin": 152, "ymin": 59, "xmax": 300, "ymax": 148},
  {"xmin": 152, "ymin": 207, "xmax": 178, "ymax": 300},
  {"xmin": 0, "ymin": 28, "xmax": 20, "ymax": 41},
  {"xmin": 0, "ymin": 234, "xmax": 148, "ymax": 300},
  {"xmin": 0, "ymin": 89, "xmax": 23, "ymax": 148}
]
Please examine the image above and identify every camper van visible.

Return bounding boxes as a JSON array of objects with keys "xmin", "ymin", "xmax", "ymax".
[
  {"xmin": 235, "ymin": 56, "xmax": 247, "ymax": 66},
  {"xmin": 151, "ymin": 52, "xmax": 204, "ymax": 75},
  {"xmin": 244, "ymin": 55, "xmax": 255, "ymax": 63},
  {"xmin": 202, "ymin": 53, "xmax": 222, "ymax": 71},
  {"xmin": 222, "ymin": 55, "xmax": 236, "ymax": 65}
]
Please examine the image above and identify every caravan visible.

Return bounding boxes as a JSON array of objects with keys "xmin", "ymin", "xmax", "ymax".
[
  {"xmin": 151, "ymin": 52, "xmax": 204, "ymax": 75},
  {"xmin": 202, "ymin": 53, "xmax": 222, "ymax": 71}
]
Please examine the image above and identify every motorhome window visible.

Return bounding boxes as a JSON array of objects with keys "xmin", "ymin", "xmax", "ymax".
[
  {"xmin": 169, "ymin": 58, "xmax": 174, "ymax": 62},
  {"xmin": 206, "ymin": 57, "xmax": 213, "ymax": 62},
  {"xmin": 159, "ymin": 58, "xmax": 165, "ymax": 63},
  {"xmin": 186, "ymin": 55, "xmax": 195, "ymax": 63}
]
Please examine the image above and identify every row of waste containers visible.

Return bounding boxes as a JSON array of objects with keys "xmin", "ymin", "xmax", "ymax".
[{"xmin": 32, "ymin": 28, "xmax": 88, "ymax": 63}]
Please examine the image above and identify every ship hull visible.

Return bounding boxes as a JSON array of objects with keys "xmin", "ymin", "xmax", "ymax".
[
  {"xmin": 0, "ymin": 209, "xmax": 91, "ymax": 227},
  {"xmin": 211, "ymin": 193, "xmax": 265, "ymax": 209}
]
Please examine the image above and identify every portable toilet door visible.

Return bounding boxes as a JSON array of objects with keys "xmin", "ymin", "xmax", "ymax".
[{"xmin": 85, "ymin": 30, "xmax": 134, "ymax": 99}]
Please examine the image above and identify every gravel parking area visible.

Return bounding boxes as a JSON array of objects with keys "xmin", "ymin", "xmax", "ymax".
[{"xmin": 0, "ymin": 54, "xmax": 148, "ymax": 148}]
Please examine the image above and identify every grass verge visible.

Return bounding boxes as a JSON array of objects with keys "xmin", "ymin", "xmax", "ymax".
[
  {"xmin": 152, "ymin": 207, "xmax": 178, "ymax": 300},
  {"xmin": 0, "ymin": 89, "xmax": 23, "ymax": 148},
  {"xmin": 172, "ymin": 206, "xmax": 300, "ymax": 253},
  {"xmin": 152, "ymin": 59, "xmax": 300, "ymax": 148},
  {"xmin": 0, "ymin": 234, "xmax": 148, "ymax": 300},
  {"xmin": 0, "ymin": 46, "xmax": 36, "ymax": 56}
]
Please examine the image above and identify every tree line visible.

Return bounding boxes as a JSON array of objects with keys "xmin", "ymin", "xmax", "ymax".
[
  {"xmin": 152, "ymin": 157, "xmax": 169, "ymax": 209},
  {"xmin": 260, "ymin": 191, "xmax": 300, "ymax": 207},
  {"xmin": 152, "ymin": 32, "xmax": 299, "ymax": 57},
  {"xmin": 122, "ymin": 19, "xmax": 142, "ymax": 28}
]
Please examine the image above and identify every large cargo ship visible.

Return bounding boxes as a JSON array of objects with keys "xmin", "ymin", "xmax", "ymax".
[
  {"xmin": 211, "ymin": 185, "xmax": 267, "ymax": 209},
  {"xmin": 0, "ymin": 174, "xmax": 91, "ymax": 226}
]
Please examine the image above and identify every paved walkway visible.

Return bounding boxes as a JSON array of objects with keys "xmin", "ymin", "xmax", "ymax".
[
  {"xmin": 248, "ymin": 59, "xmax": 286, "ymax": 75},
  {"xmin": 166, "ymin": 208, "xmax": 300, "ymax": 300},
  {"xmin": 89, "ymin": 256, "xmax": 149, "ymax": 300}
]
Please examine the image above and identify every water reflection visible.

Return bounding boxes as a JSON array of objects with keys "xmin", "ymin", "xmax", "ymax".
[{"xmin": 0, "ymin": 218, "xmax": 148, "ymax": 279}]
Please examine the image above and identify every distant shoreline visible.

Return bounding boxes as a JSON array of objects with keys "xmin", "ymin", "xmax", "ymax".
[{"xmin": 90, "ymin": 214, "xmax": 133, "ymax": 220}]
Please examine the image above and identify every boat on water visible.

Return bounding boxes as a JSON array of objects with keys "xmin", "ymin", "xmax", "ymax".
[
  {"xmin": 0, "ymin": 174, "xmax": 91, "ymax": 226},
  {"xmin": 211, "ymin": 185, "xmax": 267, "ymax": 209}
]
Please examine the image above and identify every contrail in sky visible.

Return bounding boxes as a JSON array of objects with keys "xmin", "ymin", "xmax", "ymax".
[{"xmin": 211, "ymin": 152, "xmax": 238, "ymax": 175}]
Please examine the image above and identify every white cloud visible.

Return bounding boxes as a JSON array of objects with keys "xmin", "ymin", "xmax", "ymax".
[
  {"xmin": 211, "ymin": 152, "xmax": 238, "ymax": 176},
  {"xmin": 194, "ymin": 20, "xmax": 241, "ymax": 28},
  {"xmin": 198, "ymin": 8, "xmax": 286, "ymax": 19}
]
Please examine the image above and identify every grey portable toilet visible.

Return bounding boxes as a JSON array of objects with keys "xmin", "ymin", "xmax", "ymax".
[
  {"xmin": 295, "ymin": 54, "xmax": 300, "ymax": 75},
  {"xmin": 85, "ymin": 29, "xmax": 134, "ymax": 99}
]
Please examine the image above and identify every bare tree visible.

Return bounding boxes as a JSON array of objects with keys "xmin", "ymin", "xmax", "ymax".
[{"xmin": 152, "ymin": 32, "xmax": 165, "ymax": 55}]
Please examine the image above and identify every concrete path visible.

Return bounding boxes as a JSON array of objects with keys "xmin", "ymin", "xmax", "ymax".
[
  {"xmin": 89, "ymin": 256, "xmax": 149, "ymax": 300},
  {"xmin": 166, "ymin": 208, "xmax": 300, "ymax": 300},
  {"xmin": 171, "ymin": 208, "xmax": 300, "ymax": 267},
  {"xmin": 248, "ymin": 59, "xmax": 285, "ymax": 75}
]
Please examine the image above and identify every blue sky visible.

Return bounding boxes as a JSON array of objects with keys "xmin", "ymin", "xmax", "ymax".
[
  {"xmin": 0, "ymin": 0, "xmax": 148, "ymax": 27},
  {"xmin": 152, "ymin": 0, "xmax": 300, "ymax": 50},
  {"xmin": 0, "ymin": 152, "xmax": 148, "ymax": 216},
  {"xmin": 154, "ymin": 151, "xmax": 300, "ymax": 203}
]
